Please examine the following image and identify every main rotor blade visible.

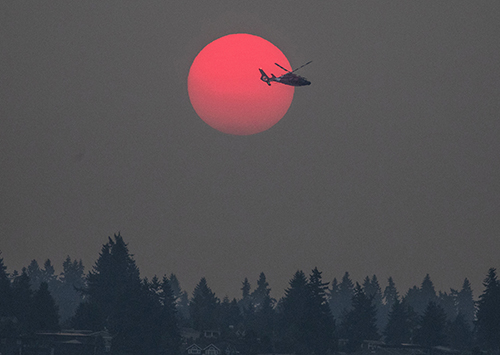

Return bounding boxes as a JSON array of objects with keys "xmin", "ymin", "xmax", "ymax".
[
  {"xmin": 275, "ymin": 63, "xmax": 290, "ymax": 72},
  {"xmin": 291, "ymin": 61, "xmax": 312, "ymax": 73}
]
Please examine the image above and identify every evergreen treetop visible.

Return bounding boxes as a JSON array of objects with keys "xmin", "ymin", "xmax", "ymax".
[
  {"xmin": 190, "ymin": 277, "xmax": 219, "ymax": 331},
  {"xmin": 456, "ymin": 278, "xmax": 475, "ymax": 326},
  {"xmin": 29, "ymin": 281, "xmax": 60, "ymax": 332},
  {"xmin": 475, "ymin": 268, "xmax": 500, "ymax": 351},
  {"xmin": 241, "ymin": 277, "xmax": 251, "ymax": 299},
  {"xmin": 0, "ymin": 253, "xmax": 12, "ymax": 317}
]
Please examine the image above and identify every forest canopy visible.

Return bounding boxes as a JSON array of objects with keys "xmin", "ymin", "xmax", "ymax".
[{"xmin": 0, "ymin": 233, "xmax": 498, "ymax": 354}]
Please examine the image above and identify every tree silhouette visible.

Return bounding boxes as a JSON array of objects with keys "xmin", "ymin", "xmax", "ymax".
[
  {"xmin": 219, "ymin": 297, "xmax": 242, "ymax": 337},
  {"xmin": 242, "ymin": 273, "xmax": 276, "ymax": 353},
  {"xmin": 251, "ymin": 272, "xmax": 272, "ymax": 312},
  {"xmin": 475, "ymin": 268, "xmax": 500, "ymax": 351},
  {"xmin": 190, "ymin": 277, "xmax": 219, "ymax": 331},
  {"xmin": 0, "ymin": 253, "xmax": 12, "ymax": 318},
  {"xmin": 437, "ymin": 290, "xmax": 456, "ymax": 322},
  {"xmin": 363, "ymin": 275, "xmax": 383, "ymax": 329},
  {"xmin": 340, "ymin": 283, "xmax": 379, "ymax": 352},
  {"xmin": 240, "ymin": 277, "xmax": 253, "ymax": 319},
  {"xmin": 380, "ymin": 277, "xmax": 399, "ymax": 332},
  {"xmin": 456, "ymin": 278, "xmax": 475, "ymax": 327},
  {"xmin": 447, "ymin": 312, "xmax": 472, "ymax": 350},
  {"xmin": 241, "ymin": 277, "xmax": 251, "ymax": 299},
  {"xmin": 57, "ymin": 256, "xmax": 85, "ymax": 324},
  {"xmin": 11, "ymin": 269, "xmax": 33, "ymax": 333},
  {"xmin": 383, "ymin": 298, "xmax": 414, "ymax": 345},
  {"xmin": 307, "ymin": 267, "xmax": 336, "ymax": 354},
  {"xmin": 404, "ymin": 274, "xmax": 437, "ymax": 316},
  {"xmin": 73, "ymin": 233, "xmax": 174, "ymax": 353},
  {"xmin": 161, "ymin": 276, "xmax": 182, "ymax": 355},
  {"xmin": 141, "ymin": 276, "xmax": 181, "ymax": 355},
  {"xmin": 26, "ymin": 259, "xmax": 43, "ymax": 291},
  {"xmin": 168, "ymin": 273, "xmax": 190, "ymax": 322},
  {"xmin": 414, "ymin": 301, "xmax": 447, "ymax": 347},
  {"xmin": 280, "ymin": 270, "xmax": 310, "ymax": 354},
  {"xmin": 328, "ymin": 277, "xmax": 339, "ymax": 318},
  {"xmin": 383, "ymin": 277, "xmax": 399, "ymax": 309},
  {"xmin": 333, "ymin": 272, "xmax": 354, "ymax": 320},
  {"xmin": 29, "ymin": 282, "xmax": 60, "ymax": 331}
]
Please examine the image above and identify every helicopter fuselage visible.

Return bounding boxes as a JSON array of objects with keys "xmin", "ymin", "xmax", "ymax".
[
  {"xmin": 274, "ymin": 72, "xmax": 311, "ymax": 86},
  {"xmin": 259, "ymin": 69, "xmax": 310, "ymax": 87}
]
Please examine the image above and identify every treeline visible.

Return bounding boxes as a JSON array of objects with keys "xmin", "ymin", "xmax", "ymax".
[{"xmin": 1, "ymin": 233, "xmax": 500, "ymax": 354}]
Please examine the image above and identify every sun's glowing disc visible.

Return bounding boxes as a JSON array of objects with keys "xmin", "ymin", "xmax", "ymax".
[{"xmin": 188, "ymin": 33, "xmax": 294, "ymax": 135}]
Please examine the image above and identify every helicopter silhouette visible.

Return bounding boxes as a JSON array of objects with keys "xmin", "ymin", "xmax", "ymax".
[{"xmin": 259, "ymin": 61, "xmax": 312, "ymax": 86}]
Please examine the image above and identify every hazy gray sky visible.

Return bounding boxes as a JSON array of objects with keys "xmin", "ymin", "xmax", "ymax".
[{"xmin": 1, "ymin": 1, "xmax": 499, "ymax": 299}]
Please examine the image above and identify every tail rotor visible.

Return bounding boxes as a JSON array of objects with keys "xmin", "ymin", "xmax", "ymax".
[{"xmin": 259, "ymin": 68, "xmax": 272, "ymax": 86}]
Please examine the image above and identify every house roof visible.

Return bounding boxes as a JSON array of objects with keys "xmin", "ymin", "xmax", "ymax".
[
  {"xmin": 204, "ymin": 344, "xmax": 220, "ymax": 351},
  {"xmin": 186, "ymin": 344, "xmax": 202, "ymax": 350}
]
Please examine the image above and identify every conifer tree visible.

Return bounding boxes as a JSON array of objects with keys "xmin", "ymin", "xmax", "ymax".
[
  {"xmin": 0, "ymin": 253, "xmax": 12, "ymax": 317},
  {"xmin": 41, "ymin": 259, "xmax": 59, "ymax": 290},
  {"xmin": 383, "ymin": 277, "xmax": 398, "ymax": 309},
  {"xmin": 245, "ymin": 273, "xmax": 275, "ymax": 352},
  {"xmin": 328, "ymin": 277, "xmax": 339, "ymax": 316},
  {"xmin": 71, "ymin": 300, "xmax": 103, "ymax": 331},
  {"xmin": 136, "ymin": 277, "xmax": 162, "ymax": 354},
  {"xmin": 57, "ymin": 256, "xmax": 85, "ymax": 323},
  {"xmin": 161, "ymin": 277, "xmax": 181, "ymax": 355},
  {"xmin": 29, "ymin": 282, "xmax": 60, "ymax": 331},
  {"xmin": 251, "ymin": 272, "xmax": 272, "ymax": 312},
  {"xmin": 240, "ymin": 277, "xmax": 253, "ymax": 318},
  {"xmin": 370, "ymin": 275, "xmax": 383, "ymax": 307},
  {"xmin": 336, "ymin": 272, "xmax": 354, "ymax": 319},
  {"xmin": 168, "ymin": 273, "xmax": 189, "ymax": 321},
  {"xmin": 11, "ymin": 269, "xmax": 33, "ymax": 333},
  {"xmin": 418, "ymin": 275, "xmax": 437, "ymax": 314},
  {"xmin": 437, "ymin": 290, "xmax": 457, "ymax": 322},
  {"xmin": 456, "ymin": 278, "xmax": 475, "ymax": 327},
  {"xmin": 144, "ymin": 276, "xmax": 181, "ymax": 355},
  {"xmin": 362, "ymin": 276, "xmax": 372, "ymax": 294},
  {"xmin": 219, "ymin": 297, "xmax": 242, "ymax": 335},
  {"xmin": 190, "ymin": 277, "xmax": 219, "ymax": 331},
  {"xmin": 404, "ymin": 275, "xmax": 437, "ymax": 316},
  {"xmin": 253, "ymin": 295, "xmax": 276, "ymax": 354},
  {"xmin": 0, "ymin": 254, "xmax": 16, "ymax": 341},
  {"xmin": 380, "ymin": 277, "xmax": 399, "ymax": 331},
  {"xmin": 307, "ymin": 267, "xmax": 336, "ymax": 354},
  {"xmin": 475, "ymin": 268, "xmax": 500, "ymax": 352},
  {"xmin": 447, "ymin": 312, "xmax": 472, "ymax": 350},
  {"xmin": 414, "ymin": 301, "xmax": 447, "ymax": 347},
  {"xmin": 340, "ymin": 283, "xmax": 379, "ymax": 352},
  {"xmin": 242, "ymin": 277, "xmax": 251, "ymax": 299},
  {"xmin": 280, "ymin": 270, "xmax": 310, "ymax": 354},
  {"xmin": 363, "ymin": 275, "xmax": 383, "ymax": 329},
  {"xmin": 73, "ymin": 233, "xmax": 155, "ymax": 353},
  {"xmin": 383, "ymin": 298, "xmax": 413, "ymax": 345},
  {"xmin": 26, "ymin": 259, "xmax": 43, "ymax": 291},
  {"xmin": 420, "ymin": 274, "xmax": 437, "ymax": 300}
]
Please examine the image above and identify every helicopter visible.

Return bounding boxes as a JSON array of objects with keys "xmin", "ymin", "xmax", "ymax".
[{"xmin": 259, "ymin": 61, "xmax": 312, "ymax": 86}]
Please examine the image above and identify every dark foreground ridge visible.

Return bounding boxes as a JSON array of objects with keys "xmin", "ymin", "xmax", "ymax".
[{"xmin": 1, "ymin": 233, "xmax": 498, "ymax": 354}]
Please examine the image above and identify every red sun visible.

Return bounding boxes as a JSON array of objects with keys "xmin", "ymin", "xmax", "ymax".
[{"xmin": 188, "ymin": 33, "xmax": 294, "ymax": 135}]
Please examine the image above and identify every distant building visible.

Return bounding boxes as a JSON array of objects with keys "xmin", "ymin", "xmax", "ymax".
[
  {"xmin": 203, "ymin": 330, "xmax": 221, "ymax": 339},
  {"xmin": 186, "ymin": 343, "xmax": 203, "ymax": 355},
  {"xmin": 0, "ymin": 329, "xmax": 112, "ymax": 355},
  {"xmin": 186, "ymin": 343, "xmax": 221, "ymax": 355},
  {"xmin": 181, "ymin": 327, "xmax": 202, "ymax": 342}
]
